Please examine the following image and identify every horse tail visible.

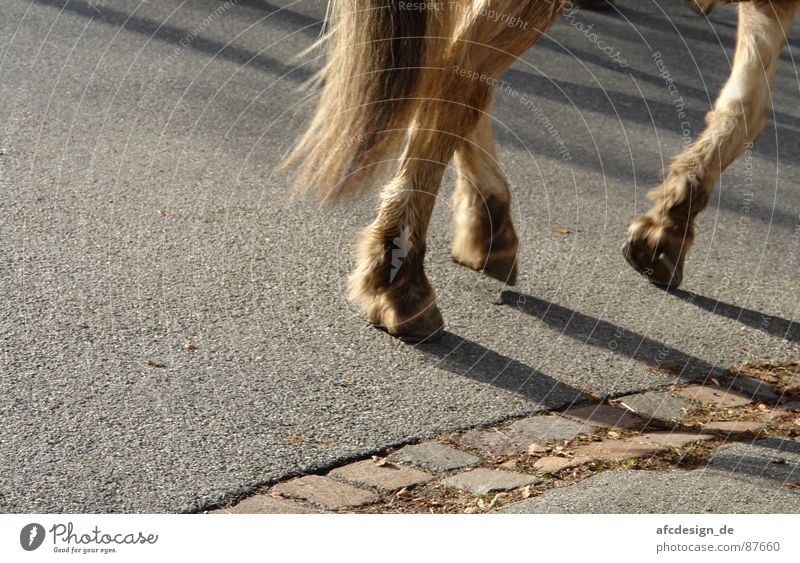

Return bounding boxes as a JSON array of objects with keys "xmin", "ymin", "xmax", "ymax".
[{"xmin": 281, "ymin": 0, "xmax": 434, "ymax": 202}]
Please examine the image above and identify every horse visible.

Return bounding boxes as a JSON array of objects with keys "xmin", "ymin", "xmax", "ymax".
[{"xmin": 282, "ymin": 0, "xmax": 799, "ymax": 342}]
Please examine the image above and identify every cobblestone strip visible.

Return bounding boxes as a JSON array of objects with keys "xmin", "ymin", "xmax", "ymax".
[
  {"xmin": 206, "ymin": 374, "xmax": 799, "ymax": 514},
  {"xmin": 329, "ymin": 459, "xmax": 433, "ymax": 492}
]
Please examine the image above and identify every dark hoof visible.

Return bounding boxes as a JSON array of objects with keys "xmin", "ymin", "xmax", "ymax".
[
  {"xmin": 623, "ymin": 239, "xmax": 684, "ymax": 288},
  {"xmin": 395, "ymin": 324, "xmax": 444, "ymax": 344},
  {"xmin": 481, "ymin": 253, "xmax": 518, "ymax": 286},
  {"xmin": 453, "ymin": 252, "xmax": 518, "ymax": 286}
]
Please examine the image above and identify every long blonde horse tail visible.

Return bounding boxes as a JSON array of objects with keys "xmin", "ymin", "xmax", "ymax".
[{"xmin": 280, "ymin": 0, "xmax": 435, "ymax": 202}]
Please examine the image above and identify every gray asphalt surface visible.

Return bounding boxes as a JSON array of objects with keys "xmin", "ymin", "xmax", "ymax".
[
  {"xmin": 1, "ymin": 0, "xmax": 798, "ymax": 512},
  {"xmin": 499, "ymin": 468, "xmax": 800, "ymax": 514},
  {"xmin": 501, "ymin": 437, "xmax": 800, "ymax": 512}
]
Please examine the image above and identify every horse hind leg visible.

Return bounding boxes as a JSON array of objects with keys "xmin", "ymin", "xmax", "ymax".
[
  {"xmin": 451, "ymin": 106, "xmax": 519, "ymax": 284},
  {"xmin": 625, "ymin": 0, "xmax": 799, "ymax": 288},
  {"xmin": 349, "ymin": 0, "xmax": 563, "ymax": 341}
]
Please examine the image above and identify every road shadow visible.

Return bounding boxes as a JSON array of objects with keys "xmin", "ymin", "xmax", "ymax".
[
  {"xmin": 31, "ymin": 0, "xmax": 317, "ymax": 82},
  {"xmin": 667, "ymin": 288, "xmax": 799, "ymax": 343},
  {"xmin": 494, "ymin": 68, "xmax": 800, "ymax": 230},
  {"xmin": 37, "ymin": 0, "xmax": 800, "ymax": 234},
  {"xmin": 416, "ymin": 331, "xmax": 592, "ymax": 409},
  {"xmin": 621, "ymin": 2, "xmax": 800, "ymax": 52},
  {"xmin": 500, "ymin": 67, "xmax": 800, "ymax": 161},
  {"xmin": 235, "ymin": 1, "xmax": 324, "ymax": 35},
  {"xmin": 619, "ymin": 2, "xmax": 736, "ymax": 47},
  {"xmin": 708, "ymin": 437, "xmax": 800, "ymax": 486},
  {"xmin": 500, "ymin": 290, "xmax": 722, "ymax": 382}
]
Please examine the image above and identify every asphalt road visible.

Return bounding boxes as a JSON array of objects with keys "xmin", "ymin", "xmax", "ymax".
[{"xmin": 1, "ymin": 0, "xmax": 798, "ymax": 512}]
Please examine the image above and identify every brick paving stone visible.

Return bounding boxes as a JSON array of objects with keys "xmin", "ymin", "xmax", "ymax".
[
  {"xmin": 454, "ymin": 428, "xmax": 532, "ymax": 456},
  {"xmin": 639, "ymin": 432, "xmax": 715, "ymax": 448},
  {"xmin": 674, "ymin": 385, "xmax": 753, "ymax": 408},
  {"xmin": 508, "ymin": 416, "xmax": 594, "ymax": 443},
  {"xmin": 703, "ymin": 421, "xmax": 766, "ymax": 433},
  {"xmin": 387, "ymin": 442, "xmax": 480, "ymax": 471},
  {"xmin": 532, "ymin": 456, "xmax": 592, "ymax": 473},
  {"xmin": 271, "ymin": 475, "xmax": 379, "ymax": 510},
  {"xmin": 442, "ymin": 468, "xmax": 543, "ymax": 495},
  {"xmin": 210, "ymin": 495, "xmax": 320, "ymax": 514},
  {"xmin": 329, "ymin": 459, "xmax": 432, "ymax": 492},
  {"xmin": 728, "ymin": 376, "xmax": 781, "ymax": 402},
  {"xmin": 572, "ymin": 437, "xmax": 662, "ymax": 462},
  {"xmin": 615, "ymin": 391, "xmax": 696, "ymax": 423},
  {"xmin": 570, "ymin": 431, "xmax": 715, "ymax": 463},
  {"xmin": 561, "ymin": 404, "xmax": 647, "ymax": 430}
]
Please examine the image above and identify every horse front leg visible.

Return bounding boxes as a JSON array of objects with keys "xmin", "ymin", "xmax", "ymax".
[{"xmin": 625, "ymin": 0, "xmax": 799, "ymax": 287}]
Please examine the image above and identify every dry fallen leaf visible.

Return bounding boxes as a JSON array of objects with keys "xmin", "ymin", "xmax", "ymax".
[
  {"xmin": 527, "ymin": 443, "xmax": 547, "ymax": 454},
  {"xmin": 553, "ymin": 226, "xmax": 573, "ymax": 235},
  {"xmin": 395, "ymin": 487, "xmax": 411, "ymax": 500},
  {"xmin": 521, "ymin": 485, "xmax": 532, "ymax": 499},
  {"xmin": 785, "ymin": 481, "xmax": 800, "ymax": 490},
  {"xmin": 371, "ymin": 455, "xmax": 400, "ymax": 469},
  {"xmin": 607, "ymin": 431, "xmax": 621, "ymax": 439},
  {"xmin": 184, "ymin": 341, "xmax": 196, "ymax": 351}
]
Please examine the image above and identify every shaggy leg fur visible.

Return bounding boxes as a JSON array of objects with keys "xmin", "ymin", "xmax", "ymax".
[
  {"xmin": 451, "ymin": 107, "xmax": 519, "ymax": 284},
  {"xmin": 625, "ymin": 0, "xmax": 798, "ymax": 287},
  {"xmin": 349, "ymin": 0, "xmax": 563, "ymax": 341}
]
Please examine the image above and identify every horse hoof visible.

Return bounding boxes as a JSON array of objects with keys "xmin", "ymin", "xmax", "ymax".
[
  {"xmin": 622, "ymin": 238, "xmax": 684, "ymax": 288},
  {"xmin": 453, "ymin": 251, "xmax": 518, "ymax": 285},
  {"xmin": 373, "ymin": 301, "xmax": 445, "ymax": 343},
  {"xmin": 481, "ymin": 253, "xmax": 518, "ymax": 286}
]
